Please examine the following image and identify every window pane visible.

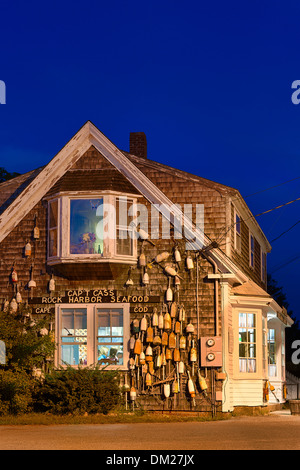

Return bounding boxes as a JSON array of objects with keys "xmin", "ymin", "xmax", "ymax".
[
  {"xmin": 97, "ymin": 313, "xmax": 110, "ymax": 336},
  {"xmin": 236, "ymin": 214, "xmax": 241, "ymax": 234},
  {"xmin": 239, "ymin": 313, "xmax": 247, "ymax": 328},
  {"xmin": 49, "ymin": 200, "xmax": 58, "ymax": 228},
  {"xmin": 247, "ymin": 313, "xmax": 255, "ymax": 328},
  {"xmin": 70, "ymin": 199, "xmax": 103, "ymax": 254},
  {"xmin": 239, "ymin": 329, "xmax": 247, "ymax": 343},
  {"xmin": 97, "ymin": 344, "xmax": 123, "ymax": 365},
  {"xmin": 49, "ymin": 228, "xmax": 58, "ymax": 257},
  {"xmin": 61, "ymin": 344, "xmax": 87, "ymax": 366},
  {"xmin": 116, "ymin": 229, "xmax": 133, "ymax": 256},
  {"xmin": 248, "ymin": 359, "xmax": 256, "ymax": 373}
]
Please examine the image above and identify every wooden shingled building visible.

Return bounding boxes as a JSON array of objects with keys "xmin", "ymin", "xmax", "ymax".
[{"xmin": 0, "ymin": 121, "xmax": 293, "ymax": 413}]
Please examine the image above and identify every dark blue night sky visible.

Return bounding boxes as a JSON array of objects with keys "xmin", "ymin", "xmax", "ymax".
[{"xmin": 1, "ymin": 0, "xmax": 300, "ymax": 321}]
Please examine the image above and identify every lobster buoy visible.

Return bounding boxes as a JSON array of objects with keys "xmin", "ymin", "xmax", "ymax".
[
  {"xmin": 163, "ymin": 384, "xmax": 170, "ymax": 398},
  {"xmin": 139, "ymin": 351, "xmax": 146, "ymax": 365},
  {"xmin": 164, "ymin": 312, "xmax": 171, "ymax": 331},
  {"xmin": 187, "ymin": 371, "xmax": 196, "ymax": 405},
  {"xmin": 16, "ymin": 290, "xmax": 22, "ymax": 303},
  {"xmin": 142, "ymin": 271, "xmax": 149, "ymax": 285},
  {"xmin": 198, "ymin": 371, "xmax": 208, "ymax": 392},
  {"xmin": 186, "ymin": 255, "xmax": 194, "ymax": 270},
  {"xmin": 164, "ymin": 265, "xmax": 182, "ymax": 279},
  {"xmin": 174, "ymin": 348, "xmax": 180, "ymax": 362},
  {"xmin": 129, "ymin": 336, "xmax": 135, "ymax": 350},
  {"xmin": 33, "ymin": 225, "xmax": 40, "ymax": 239},
  {"xmin": 179, "ymin": 335, "xmax": 186, "ymax": 350},
  {"xmin": 25, "ymin": 242, "xmax": 32, "ymax": 257},
  {"xmin": 155, "ymin": 252, "xmax": 170, "ymax": 263},
  {"xmin": 49, "ymin": 276, "xmax": 55, "ymax": 292},
  {"xmin": 166, "ymin": 286, "xmax": 173, "ymax": 302},
  {"xmin": 190, "ymin": 341, "xmax": 197, "ymax": 362},
  {"xmin": 172, "ymin": 379, "xmax": 179, "ymax": 394},
  {"xmin": 10, "ymin": 298, "xmax": 18, "ymax": 313},
  {"xmin": 132, "ymin": 318, "xmax": 140, "ymax": 334},
  {"xmin": 153, "ymin": 335, "xmax": 161, "ymax": 346},
  {"xmin": 158, "ymin": 311, "xmax": 164, "ymax": 329},
  {"xmin": 168, "ymin": 331, "xmax": 176, "ymax": 349},
  {"xmin": 162, "ymin": 331, "xmax": 168, "ymax": 346},
  {"xmin": 152, "ymin": 309, "xmax": 158, "ymax": 327},
  {"xmin": 146, "ymin": 326, "xmax": 154, "ymax": 343},
  {"xmin": 174, "ymin": 248, "xmax": 181, "ymax": 263},
  {"xmin": 178, "ymin": 306, "xmax": 186, "ymax": 322},
  {"xmin": 139, "ymin": 252, "xmax": 146, "ymax": 267},
  {"xmin": 156, "ymin": 353, "xmax": 162, "ymax": 368},
  {"xmin": 186, "ymin": 322, "xmax": 194, "ymax": 334},
  {"xmin": 126, "ymin": 277, "xmax": 134, "ymax": 286},
  {"xmin": 130, "ymin": 386, "xmax": 137, "ymax": 401},
  {"xmin": 146, "ymin": 372, "xmax": 152, "ymax": 387},
  {"xmin": 165, "ymin": 348, "xmax": 172, "ymax": 360},
  {"xmin": 11, "ymin": 269, "xmax": 18, "ymax": 283},
  {"xmin": 178, "ymin": 361, "xmax": 185, "ymax": 374},
  {"xmin": 170, "ymin": 302, "xmax": 177, "ymax": 318},
  {"xmin": 145, "ymin": 345, "xmax": 153, "ymax": 362},
  {"xmin": 134, "ymin": 337, "xmax": 142, "ymax": 355}
]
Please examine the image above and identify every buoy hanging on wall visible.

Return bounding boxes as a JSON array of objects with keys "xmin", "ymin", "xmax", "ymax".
[
  {"xmin": 11, "ymin": 268, "xmax": 18, "ymax": 283},
  {"xmin": 25, "ymin": 242, "xmax": 32, "ymax": 257}
]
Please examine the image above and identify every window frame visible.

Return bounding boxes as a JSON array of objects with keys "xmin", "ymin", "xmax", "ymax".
[
  {"xmin": 261, "ymin": 250, "xmax": 267, "ymax": 283},
  {"xmin": 249, "ymin": 233, "xmax": 255, "ymax": 269},
  {"xmin": 47, "ymin": 192, "xmax": 138, "ymax": 263},
  {"xmin": 233, "ymin": 307, "xmax": 262, "ymax": 378},
  {"xmin": 55, "ymin": 303, "xmax": 130, "ymax": 370},
  {"xmin": 234, "ymin": 209, "xmax": 242, "ymax": 253},
  {"xmin": 47, "ymin": 198, "xmax": 60, "ymax": 260}
]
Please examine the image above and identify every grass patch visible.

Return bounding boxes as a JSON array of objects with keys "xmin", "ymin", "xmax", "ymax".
[{"xmin": 0, "ymin": 410, "xmax": 233, "ymax": 426}]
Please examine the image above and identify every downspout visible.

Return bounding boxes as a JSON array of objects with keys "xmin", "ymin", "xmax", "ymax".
[{"xmin": 202, "ymin": 253, "xmax": 219, "ymax": 336}]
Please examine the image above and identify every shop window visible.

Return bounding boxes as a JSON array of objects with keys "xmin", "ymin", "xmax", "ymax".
[
  {"xmin": 56, "ymin": 304, "xmax": 129, "ymax": 369},
  {"xmin": 239, "ymin": 312, "xmax": 256, "ymax": 373}
]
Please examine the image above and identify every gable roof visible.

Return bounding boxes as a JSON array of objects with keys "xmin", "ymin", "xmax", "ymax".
[{"xmin": 0, "ymin": 121, "xmax": 256, "ymax": 283}]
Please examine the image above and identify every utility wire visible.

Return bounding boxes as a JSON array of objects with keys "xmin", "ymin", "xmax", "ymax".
[
  {"xmin": 270, "ymin": 219, "xmax": 300, "ymax": 243},
  {"xmin": 216, "ymin": 195, "xmax": 300, "ymax": 246}
]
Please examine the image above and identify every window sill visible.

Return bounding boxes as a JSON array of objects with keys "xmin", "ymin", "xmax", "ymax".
[{"xmin": 48, "ymin": 258, "xmax": 137, "ymax": 280}]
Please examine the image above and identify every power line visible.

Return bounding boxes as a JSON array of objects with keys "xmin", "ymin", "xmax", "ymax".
[
  {"xmin": 216, "ymin": 195, "xmax": 300, "ymax": 245},
  {"xmin": 270, "ymin": 254, "xmax": 300, "ymax": 274},
  {"xmin": 270, "ymin": 219, "xmax": 300, "ymax": 243}
]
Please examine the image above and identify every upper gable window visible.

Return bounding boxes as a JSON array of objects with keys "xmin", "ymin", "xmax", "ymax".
[
  {"xmin": 47, "ymin": 194, "xmax": 137, "ymax": 263},
  {"xmin": 249, "ymin": 233, "xmax": 255, "ymax": 269},
  {"xmin": 234, "ymin": 210, "xmax": 241, "ymax": 252}
]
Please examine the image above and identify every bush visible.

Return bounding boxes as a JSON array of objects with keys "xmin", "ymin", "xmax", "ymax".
[
  {"xmin": 0, "ymin": 369, "xmax": 34, "ymax": 415},
  {"xmin": 33, "ymin": 366, "xmax": 120, "ymax": 415}
]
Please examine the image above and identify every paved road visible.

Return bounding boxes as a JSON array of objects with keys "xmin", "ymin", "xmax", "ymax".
[{"xmin": 0, "ymin": 411, "xmax": 299, "ymax": 450}]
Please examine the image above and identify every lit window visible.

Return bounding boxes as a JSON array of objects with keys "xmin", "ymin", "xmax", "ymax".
[
  {"xmin": 268, "ymin": 328, "xmax": 277, "ymax": 377},
  {"xmin": 96, "ymin": 308, "xmax": 124, "ymax": 366},
  {"xmin": 70, "ymin": 198, "xmax": 103, "ymax": 255},
  {"xmin": 239, "ymin": 312, "xmax": 256, "ymax": 373},
  {"xmin": 56, "ymin": 304, "xmax": 129, "ymax": 369},
  {"xmin": 47, "ymin": 194, "xmax": 137, "ymax": 262},
  {"xmin": 116, "ymin": 197, "xmax": 134, "ymax": 256}
]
